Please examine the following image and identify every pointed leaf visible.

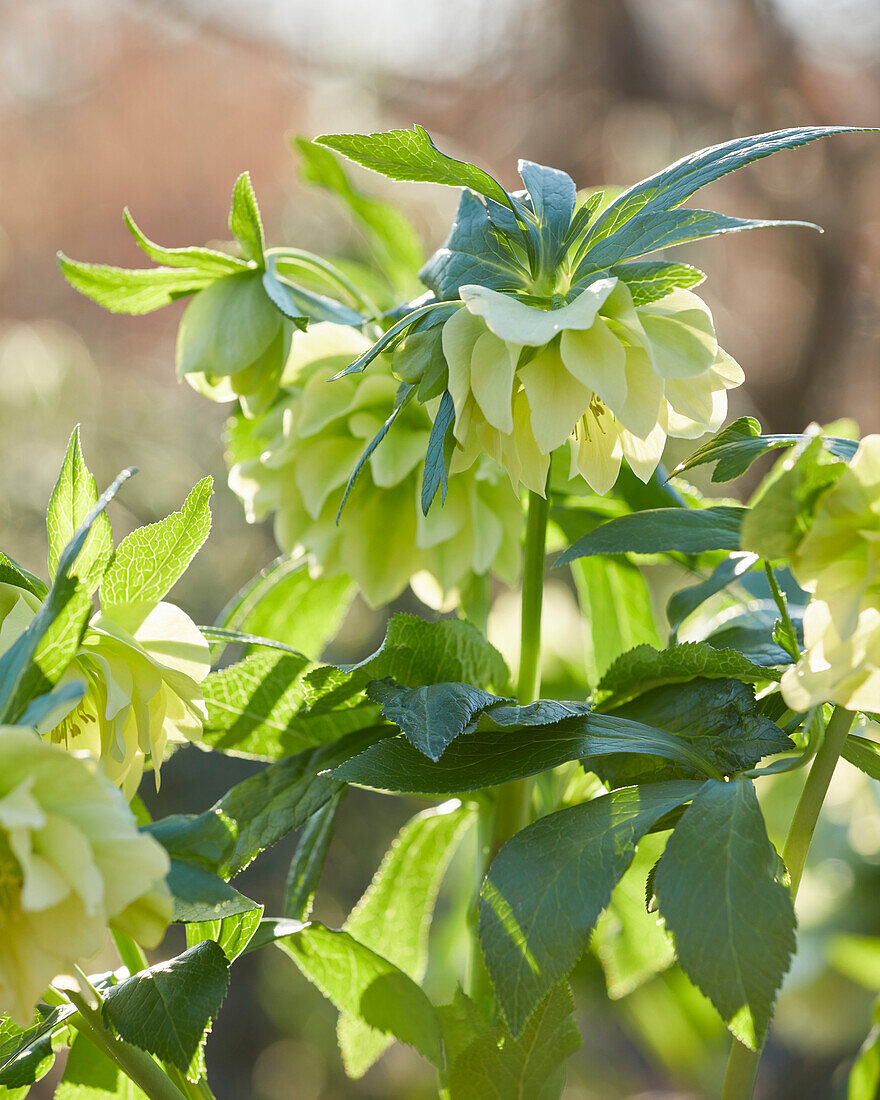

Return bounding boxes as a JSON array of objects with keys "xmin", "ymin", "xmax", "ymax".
[
  {"xmin": 228, "ymin": 172, "xmax": 265, "ymax": 264},
  {"xmin": 421, "ymin": 389, "xmax": 456, "ymax": 514},
  {"xmin": 480, "ymin": 782, "xmax": 702, "ymax": 1032},
  {"xmin": 284, "ymin": 790, "xmax": 344, "ymax": 921},
  {"xmin": 57, "ymin": 254, "xmax": 213, "ymax": 314},
  {"xmin": 654, "ymin": 777, "xmax": 796, "ymax": 1048},
  {"xmin": 100, "ymin": 477, "xmax": 212, "ymax": 607},
  {"xmin": 185, "ymin": 905, "xmax": 264, "ymax": 962},
  {"xmin": 47, "ymin": 426, "xmax": 113, "ymax": 587},
  {"xmin": 123, "ymin": 208, "xmax": 248, "ymax": 276}
]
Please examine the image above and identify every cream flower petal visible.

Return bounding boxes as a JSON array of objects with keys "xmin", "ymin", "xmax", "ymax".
[
  {"xmin": 510, "ymin": 390, "xmax": 551, "ymax": 495},
  {"xmin": 569, "ymin": 410, "xmax": 623, "ymax": 495},
  {"xmin": 559, "ymin": 318, "xmax": 627, "ymax": 413},
  {"xmin": 469, "ymin": 330, "xmax": 517, "ymax": 434},
  {"xmin": 460, "ymin": 279, "xmax": 617, "ymax": 347},
  {"xmin": 441, "ymin": 307, "xmax": 484, "ymax": 424},
  {"xmin": 637, "ymin": 289, "xmax": 718, "ymax": 380},
  {"xmin": 620, "ymin": 420, "xmax": 668, "ymax": 483},
  {"xmin": 518, "ymin": 344, "xmax": 592, "ymax": 454},
  {"xmin": 615, "ymin": 347, "xmax": 665, "ymax": 439}
]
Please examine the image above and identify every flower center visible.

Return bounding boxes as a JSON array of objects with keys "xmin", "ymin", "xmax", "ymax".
[
  {"xmin": 49, "ymin": 695, "xmax": 100, "ymax": 749},
  {"xmin": 572, "ymin": 396, "xmax": 608, "ymax": 443}
]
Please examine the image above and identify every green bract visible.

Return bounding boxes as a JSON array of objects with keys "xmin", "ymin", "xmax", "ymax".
[
  {"xmin": 0, "ymin": 727, "xmax": 171, "ymax": 1025},
  {"xmin": 226, "ymin": 324, "xmax": 522, "ymax": 607}
]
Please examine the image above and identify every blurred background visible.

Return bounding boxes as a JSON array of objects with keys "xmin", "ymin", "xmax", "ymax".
[{"xmin": 3, "ymin": 0, "xmax": 880, "ymax": 1096}]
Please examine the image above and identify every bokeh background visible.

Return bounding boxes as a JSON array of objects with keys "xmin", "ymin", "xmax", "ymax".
[{"xmin": 4, "ymin": 1, "xmax": 880, "ymax": 1097}]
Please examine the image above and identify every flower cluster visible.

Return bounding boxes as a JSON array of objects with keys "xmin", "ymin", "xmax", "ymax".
[
  {"xmin": 227, "ymin": 324, "xmax": 523, "ymax": 608},
  {"xmin": 0, "ymin": 727, "xmax": 171, "ymax": 1024},
  {"xmin": 0, "ymin": 583, "xmax": 210, "ymax": 796},
  {"xmin": 441, "ymin": 280, "xmax": 743, "ymax": 496}
]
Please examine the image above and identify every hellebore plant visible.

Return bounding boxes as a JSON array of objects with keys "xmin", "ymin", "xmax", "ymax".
[{"xmin": 1, "ymin": 122, "xmax": 879, "ymax": 1100}]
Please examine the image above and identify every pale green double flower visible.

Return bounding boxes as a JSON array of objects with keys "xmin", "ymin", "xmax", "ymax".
[
  {"xmin": 227, "ymin": 323, "xmax": 522, "ymax": 608},
  {"xmin": 0, "ymin": 727, "xmax": 171, "ymax": 1025},
  {"xmin": 0, "ymin": 584, "xmax": 210, "ymax": 797},
  {"xmin": 442, "ymin": 278, "xmax": 743, "ymax": 495}
]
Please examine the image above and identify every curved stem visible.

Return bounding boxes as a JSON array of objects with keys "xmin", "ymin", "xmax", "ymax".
[
  {"xmin": 64, "ymin": 983, "xmax": 188, "ymax": 1100},
  {"xmin": 721, "ymin": 705, "xmax": 856, "ymax": 1099}
]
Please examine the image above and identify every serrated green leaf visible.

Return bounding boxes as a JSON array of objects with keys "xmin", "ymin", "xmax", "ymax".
[
  {"xmin": 674, "ymin": 416, "xmax": 857, "ymax": 483},
  {"xmin": 596, "ymin": 677, "xmax": 793, "ymax": 788},
  {"xmin": 103, "ymin": 941, "xmax": 230, "ymax": 1071},
  {"xmin": 47, "ymin": 425, "xmax": 113, "ymax": 587},
  {"xmin": 147, "ymin": 729, "xmax": 378, "ymax": 878},
  {"xmin": 229, "ymin": 172, "xmax": 265, "ymax": 264},
  {"xmin": 479, "ymin": 782, "xmax": 701, "ymax": 1033},
  {"xmin": 0, "ymin": 468, "xmax": 133, "ymax": 723},
  {"xmin": 654, "ymin": 777, "xmax": 796, "ymax": 1048},
  {"xmin": 200, "ymin": 651, "xmax": 380, "ymax": 759},
  {"xmin": 166, "ymin": 860, "xmax": 259, "ymax": 923},
  {"xmin": 185, "ymin": 904, "xmax": 264, "ymax": 961},
  {"xmin": 344, "ymin": 612, "xmax": 510, "ymax": 693},
  {"xmin": 596, "ymin": 641, "xmax": 777, "ymax": 709},
  {"xmin": 335, "ymin": 709, "xmax": 721, "ymax": 794},
  {"xmin": 0, "ymin": 1011, "xmax": 55, "ymax": 1089},
  {"xmin": 366, "ymin": 679, "xmax": 505, "ymax": 760},
  {"xmin": 123, "ymin": 208, "xmax": 249, "ymax": 276},
  {"xmin": 100, "ymin": 477, "xmax": 212, "ymax": 607},
  {"xmin": 315, "ymin": 125, "xmax": 512, "ymax": 210},
  {"xmin": 582, "ymin": 126, "xmax": 870, "ymax": 255},
  {"xmin": 436, "ymin": 988, "xmax": 490, "ymax": 1072},
  {"xmin": 594, "ymin": 832, "xmax": 675, "ymax": 998},
  {"xmin": 284, "ymin": 790, "xmax": 343, "ymax": 921},
  {"xmin": 572, "ymin": 556, "xmax": 660, "ymax": 689},
  {"xmin": 841, "ymin": 733, "xmax": 880, "ymax": 781},
  {"xmin": 294, "ymin": 136, "xmax": 425, "ymax": 290},
  {"xmin": 421, "ymin": 389, "xmax": 456, "ymax": 514},
  {"xmin": 57, "ymin": 254, "xmax": 214, "ymax": 315},
  {"xmin": 338, "ymin": 800, "xmax": 474, "ymax": 1077},
  {"xmin": 606, "ymin": 260, "xmax": 705, "ymax": 306},
  {"xmin": 279, "ymin": 924, "xmax": 442, "ymax": 1066},
  {"xmin": 578, "ymin": 208, "xmax": 816, "ymax": 271},
  {"xmin": 0, "ymin": 552, "xmax": 46, "ymax": 599},
  {"xmin": 557, "ymin": 506, "xmax": 747, "ymax": 565},
  {"xmin": 56, "ymin": 1033, "xmax": 147, "ymax": 1099},
  {"xmin": 447, "ymin": 984, "xmax": 581, "ymax": 1100}
]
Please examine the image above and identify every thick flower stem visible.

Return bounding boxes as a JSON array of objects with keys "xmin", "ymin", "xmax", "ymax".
[
  {"xmin": 721, "ymin": 705, "xmax": 856, "ymax": 1100},
  {"xmin": 491, "ymin": 488, "xmax": 550, "ymax": 855},
  {"xmin": 65, "ymin": 986, "xmax": 188, "ymax": 1100}
]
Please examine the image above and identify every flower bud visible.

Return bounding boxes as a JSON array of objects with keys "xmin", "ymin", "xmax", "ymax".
[{"xmin": 0, "ymin": 727, "xmax": 171, "ymax": 1025}]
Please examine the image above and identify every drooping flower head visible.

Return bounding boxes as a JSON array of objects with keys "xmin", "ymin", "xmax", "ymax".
[
  {"xmin": 0, "ymin": 586, "xmax": 210, "ymax": 797},
  {"xmin": 441, "ymin": 279, "xmax": 742, "ymax": 495},
  {"xmin": 227, "ymin": 323, "xmax": 522, "ymax": 608},
  {"xmin": 0, "ymin": 727, "xmax": 171, "ymax": 1024}
]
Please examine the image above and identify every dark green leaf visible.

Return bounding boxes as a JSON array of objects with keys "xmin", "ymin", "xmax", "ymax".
[
  {"xmin": 334, "ymin": 710, "xmax": 723, "ymax": 793},
  {"xmin": 147, "ymin": 729, "xmax": 378, "ymax": 877},
  {"xmin": 315, "ymin": 126, "xmax": 512, "ymax": 209},
  {"xmin": 654, "ymin": 777, "xmax": 796, "ymax": 1048},
  {"xmin": 518, "ymin": 160, "xmax": 576, "ymax": 267},
  {"xmin": 447, "ymin": 984, "xmax": 581, "ymax": 1100},
  {"xmin": 0, "ymin": 552, "xmax": 46, "ymax": 599},
  {"xmin": 480, "ymin": 782, "xmax": 701, "ymax": 1032},
  {"xmin": 666, "ymin": 552, "xmax": 760, "ymax": 635},
  {"xmin": 284, "ymin": 790, "xmax": 343, "ymax": 922},
  {"xmin": 557, "ymin": 506, "xmax": 747, "ymax": 565},
  {"xmin": 704, "ymin": 604, "xmax": 802, "ymax": 667},
  {"xmin": 367, "ymin": 678, "xmax": 505, "ymax": 760},
  {"xmin": 103, "ymin": 941, "xmax": 230, "ymax": 1071},
  {"xmin": 597, "ymin": 677, "xmax": 793, "ymax": 788},
  {"xmin": 57, "ymin": 253, "xmax": 213, "ymax": 315},
  {"xmin": 330, "ymin": 301, "xmax": 458, "ymax": 378},
  {"xmin": 279, "ymin": 924, "xmax": 442, "ymax": 1065},
  {"xmin": 421, "ymin": 390, "xmax": 456, "ymax": 514},
  {"xmin": 674, "ymin": 416, "xmax": 857, "ymax": 483},
  {"xmin": 262, "ymin": 254, "xmax": 364, "ymax": 326},
  {"xmin": 841, "ymin": 734, "xmax": 880, "ymax": 782},
  {"xmin": 166, "ymin": 860, "xmax": 259, "ymax": 923},
  {"xmin": 0, "ymin": 1012, "xmax": 55, "ymax": 1089},
  {"xmin": 583, "ymin": 126, "xmax": 870, "ymax": 254},
  {"xmin": 19, "ymin": 680, "xmax": 85, "ymax": 727},
  {"xmin": 596, "ymin": 641, "xmax": 778, "ymax": 709}
]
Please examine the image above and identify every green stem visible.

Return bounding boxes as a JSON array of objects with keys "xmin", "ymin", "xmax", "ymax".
[
  {"xmin": 64, "ymin": 981, "xmax": 188, "ymax": 1100},
  {"xmin": 721, "ymin": 705, "xmax": 856, "ymax": 1100},
  {"xmin": 168, "ymin": 1065, "xmax": 218, "ymax": 1100},
  {"xmin": 490, "ymin": 488, "xmax": 550, "ymax": 857},
  {"xmin": 112, "ymin": 928, "xmax": 148, "ymax": 976},
  {"xmin": 763, "ymin": 561, "xmax": 800, "ymax": 661}
]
